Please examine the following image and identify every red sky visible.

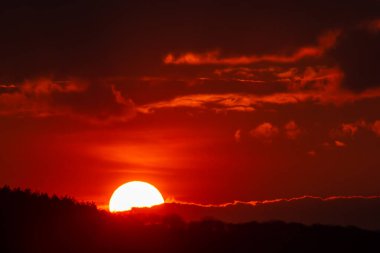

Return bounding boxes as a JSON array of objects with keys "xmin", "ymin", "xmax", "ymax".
[{"xmin": 1, "ymin": 1, "xmax": 380, "ymax": 210}]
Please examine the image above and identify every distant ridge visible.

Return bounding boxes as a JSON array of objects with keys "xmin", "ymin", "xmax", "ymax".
[{"xmin": 132, "ymin": 195, "xmax": 380, "ymax": 230}]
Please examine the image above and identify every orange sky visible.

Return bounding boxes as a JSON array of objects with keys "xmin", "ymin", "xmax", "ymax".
[{"xmin": 0, "ymin": 1, "xmax": 380, "ymax": 208}]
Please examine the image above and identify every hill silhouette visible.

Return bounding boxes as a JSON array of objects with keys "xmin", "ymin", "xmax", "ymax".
[
  {"xmin": 135, "ymin": 196, "xmax": 380, "ymax": 230},
  {"xmin": 1, "ymin": 186, "xmax": 379, "ymax": 253}
]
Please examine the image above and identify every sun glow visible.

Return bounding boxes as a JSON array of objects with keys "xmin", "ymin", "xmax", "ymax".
[{"xmin": 109, "ymin": 181, "xmax": 165, "ymax": 212}]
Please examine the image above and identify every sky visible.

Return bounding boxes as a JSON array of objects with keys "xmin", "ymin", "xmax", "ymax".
[{"xmin": 1, "ymin": 0, "xmax": 380, "ymax": 211}]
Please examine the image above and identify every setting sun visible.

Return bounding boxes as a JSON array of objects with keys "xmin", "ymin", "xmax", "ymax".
[{"xmin": 109, "ymin": 181, "xmax": 164, "ymax": 212}]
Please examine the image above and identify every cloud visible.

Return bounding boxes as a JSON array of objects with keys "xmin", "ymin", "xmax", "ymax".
[
  {"xmin": 372, "ymin": 120, "xmax": 380, "ymax": 136},
  {"xmin": 329, "ymin": 20, "xmax": 380, "ymax": 91},
  {"xmin": 284, "ymin": 121, "xmax": 301, "ymax": 140},
  {"xmin": 0, "ymin": 79, "xmax": 86, "ymax": 117},
  {"xmin": 234, "ymin": 129, "xmax": 242, "ymax": 142},
  {"xmin": 234, "ymin": 121, "xmax": 302, "ymax": 142},
  {"xmin": 277, "ymin": 66, "xmax": 342, "ymax": 91},
  {"xmin": 250, "ymin": 123, "xmax": 279, "ymax": 141},
  {"xmin": 214, "ymin": 67, "xmax": 256, "ymax": 79},
  {"xmin": 164, "ymin": 30, "xmax": 340, "ymax": 65},
  {"xmin": 362, "ymin": 18, "xmax": 380, "ymax": 32},
  {"xmin": 137, "ymin": 93, "xmax": 257, "ymax": 113},
  {"xmin": 330, "ymin": 121, "xmax": 365, "ymax": 139},
  {"xmin": 135, "ymin": 58, "xmax": 380, "ymax": 114},
  {"xmin": 162, "ymin": 18, "xmax": 380, "ymax": 95},
  {"xmin": 331, "ymin": 120, "xmax": 380, "ymax": 138},
  {"xmin": 0, "ymin": 79, "xmax": 136, "ymax": 123},
  {"xmin": 137, "ymin": 82, "xmax": 380, "ymax": 113},
  {"xmin": 334, "ymin": 140, "xmax": 346, "ymax": 147},
  {"xmin": 0, "ymin": 84, "xmax": 17, "ymax": 92},
  {"xmin": 341, "ymin": 123, "xmax": 360, "ymax": 136}
]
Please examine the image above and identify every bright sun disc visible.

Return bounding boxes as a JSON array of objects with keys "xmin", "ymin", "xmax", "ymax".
[{"xmin": 109, "ymin": 181, "xmax": 164, "ymax": 212}]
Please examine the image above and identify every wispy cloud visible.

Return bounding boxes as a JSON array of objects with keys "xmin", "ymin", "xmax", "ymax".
[
  {"xmin": 137, "ymin": 86, "xmax": 380, "ymax": 114},
  {"xmin": 164, "ymin": 30, "xmax": 340, "ymax": 65},
  {"xmin": 331, "ymin": 120, "xmax": 380, "ymax": 138},
  {"xmin": 166, "ymin": 194, "xmax": 380, "ymax": 208},
  {"xmin": 234, "ymin": 129, "xmax": 242, "ymax": 142},
  {"xmin": 334, "ymin": 140, "xmax": 346, "ymax": 147},
  {"xmin": 361, "ymin": 18, "xmax": 380, "ymax": 32},
  {"xmin": 0, "ymin": 79, "xmax": 86, "ymax": 117},
  {"xmin": 137, "ymin": 93, "xmax": 257, "ymax": 113},
  {"xmin": 371, "ymin": 120, "xmax": 380, "ymax": 136},
  {"xmin": 284, "ymin": 121, "xmax": 301, "ymax": 140},
  {"xmin": 250, "ymin": 122, "xmax": 279, "ymax": 141}
]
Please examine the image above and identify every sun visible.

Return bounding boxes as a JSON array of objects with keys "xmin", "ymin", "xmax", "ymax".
[{"xmin": 109, "ymin": 181, "xmax": 165, "ymax": 212}]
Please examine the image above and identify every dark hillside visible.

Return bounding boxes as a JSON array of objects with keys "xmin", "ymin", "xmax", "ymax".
[{"xmin": 1, "ymin": 186, "xmax": 379, "ymax": 253}]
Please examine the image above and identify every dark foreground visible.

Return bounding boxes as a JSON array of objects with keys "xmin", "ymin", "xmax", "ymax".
[{"xmin": 1, "ymin": 187, "xmax": 379, "ymax": 253}]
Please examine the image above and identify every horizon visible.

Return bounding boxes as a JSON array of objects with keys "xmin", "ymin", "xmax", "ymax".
[{"xmin": 3, "ymin": 185, "xmax": 380, "ymax": 231}]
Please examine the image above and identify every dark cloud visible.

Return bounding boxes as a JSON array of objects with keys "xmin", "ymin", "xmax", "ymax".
[
  {"xmin": 0, "ymin": 79, "xmax": 135, "ymax": 122},
  {"xmin": 330, "ymin": 25, "xmax": 380, "ymax": 91},
  {"xmin": 0, "ymin": 84, "xmax": 18, "ymax": 94}
]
